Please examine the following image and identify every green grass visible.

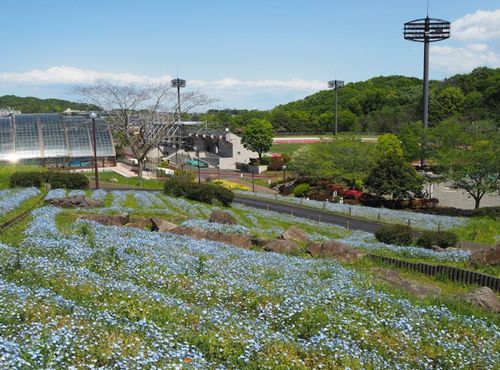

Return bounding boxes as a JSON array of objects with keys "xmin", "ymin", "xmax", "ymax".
[
  {"xmin": 348, "ymin": 257, "xmax": 500, "ymax": 323},
  {"xmin": 452, "ymin": 217, "xmax": 500, "ymax": 245},
  {"xmin": 93, "ymin": 171, "xmax": 164, "ymax": 189},
  {"xmin": 0, "ymin": 164, "xmax": 47, "ymax": 189},
  {"xmin": 270, "ymin": 143, "xmax": 306, "ymax": 154},
  {"xmin": 0, "ymin": 216, "xmax": 31, "ymax": 246}
]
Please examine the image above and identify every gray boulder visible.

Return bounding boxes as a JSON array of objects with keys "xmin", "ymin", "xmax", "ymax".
[
  {"xmin": 279, "ymin": 226, "xmax": 308, "ymax": 242},
  {"xmin": 150, "ymin": 218, "xmax": 178, "ymax": 232},
  {"xmin": 462, "ymin": 287, "xmax": 500, "ymax": 313},
  {"xmin": 307, "ymin": 240, "xmax": 364, "ymax": 263},
  {"xmin": 470, "ymin": 246, "xmax": 500, "ymax": 267},
  {"xmin": 172, "ymin": 226, "xmax": 252, "ymax": 249},
  {"xmin": 47, "ymin": 195, "xmax": 103, "ymax": 209},
  {"xmin": 80, "ymin": 213, "xmax": 130, "ymax": 226},
  {"xmin": 209, "ymin": 210, "xmax": 237, "ymax": 225},
  {"xmin": 264, "ymin": 240, "xmax": 300, "ymax": 254}
]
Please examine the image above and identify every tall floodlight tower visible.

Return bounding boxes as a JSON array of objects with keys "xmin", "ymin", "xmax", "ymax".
[
  {"xmin": 404, "ymin": 16, "xmax": 450, "ymax": 168},
  {"xmin": 171, "ymin": 78, "xmax": 186, "ymax": 125},
  {"xmin": 171, "ymin": 78, "xmax": 186, "ymax": 150},
  {"xmin": 327, "ymin": 80, "xmax": 344, "ymax": 136}
]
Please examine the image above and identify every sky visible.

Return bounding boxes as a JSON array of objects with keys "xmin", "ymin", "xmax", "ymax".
[{"xmin": 0, "ymin": 0, "xmax": 499, "ymax": 110}]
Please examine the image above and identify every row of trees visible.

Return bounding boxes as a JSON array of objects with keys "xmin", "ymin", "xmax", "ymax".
[{"xmin": 288, "ymin": 130, "xmax": 499, "ymax": 208}]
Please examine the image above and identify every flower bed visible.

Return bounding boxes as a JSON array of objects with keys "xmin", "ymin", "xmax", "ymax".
[
  {"xmin": 339, "ymin": 230, "xmax": 471, "ymax": 263},
  {"xmin": 44, "ymin": 188, "xmax": 67, "ymax": 200},
  {"xmin": 181, "ymin": 219, "xmax": 250, "ymax": 235},
  {"xmin": 0, "ymin": 187, "xmax": 40, "ymax": 218},
  {"xmin": 0, "ymin": 207, "xmax": 496, "ymax": 368}
]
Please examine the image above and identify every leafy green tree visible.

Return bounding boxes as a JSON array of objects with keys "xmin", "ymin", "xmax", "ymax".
[
  {"xmin": 398, "ymin": 122, "xmax": 423, "ymax": 161},
  {"xmin": 428, "ymin": 118, "xmax": 470, "ymax": 154},
  {"xmin": 289, "ymin": 139, "xmax": 376, "ymax": 183},
  {"xmin": 364, "ymin": 155, "xmax": 423, "ymax": 199},
  {"xmin": 376, "ymin": 133, "xmax": 403, "ymax": 158},
  {"xmin": 241, "ymin": 119, "xmax": 275, "ymax": 160},
  {"xmin": 437, "ymin": 86, "xmax": 465, "ymax": 116},
  {"xmin": 437, "ymin": 139, "xmax": 500, "ymax": 209}
]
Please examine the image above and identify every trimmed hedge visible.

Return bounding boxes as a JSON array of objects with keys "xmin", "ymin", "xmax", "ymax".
[
  {"xmin": 375, "ymin": 224, "xmax": 413, "ymax": 246},
  {"xmin": 164, "ymin": 178, "xmax": 234, "ymax": 206},
  {"xmin": 9, "ymin": 172, "xmax": 45, "ymax": 188},
  {"xmin": 10, "ymin": 171, "xmax": 89, "ymax": 189},
  {"xmin": 416, "ymin": 230, "xmax": 458, "ymax": 249}
]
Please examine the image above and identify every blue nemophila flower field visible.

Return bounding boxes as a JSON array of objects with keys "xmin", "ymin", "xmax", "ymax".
[
  {"xmin": 0, "ymin": 203, "xmax": 498, "ymax": 369},
  {"xmin": 0, "ymin": 187, "xmax": 40, "ymax": 218},
  {"xmin": 181, "ymin": 219, "xmax": 250, "ymax": 235}
]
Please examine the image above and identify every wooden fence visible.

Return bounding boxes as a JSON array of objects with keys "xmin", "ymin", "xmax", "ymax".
[{"xmin": 369, "ymin": 254, "xmax": 499, "ymax": 292}]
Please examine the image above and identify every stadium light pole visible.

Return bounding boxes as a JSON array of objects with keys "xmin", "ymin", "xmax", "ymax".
[
  {"xmin": 171, "ymin": 78, "xmax": 186, "ymax": 150},
  {"xmin": 404, "ymin": 16, "xmax": 450, "ymax": 168},
  {"xmin": 89, "ymin": 112, "xmax": 100, "ymax": 189},
  {"xmin": 171, "ymin": 78, "xmax": 186, "ymax": 124},
  {"xmin": 327, "ymin": 80, "xmax": 344, "ymax": 136}
]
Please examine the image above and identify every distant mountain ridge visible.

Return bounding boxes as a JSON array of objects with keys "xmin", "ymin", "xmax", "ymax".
[
  {"xmin": 195, "ymin": 67, "xmax": 500, "ymax": 133},
  {"xmin": 0, "ymin": 95, "xmax": 98, "ymax": 114}
]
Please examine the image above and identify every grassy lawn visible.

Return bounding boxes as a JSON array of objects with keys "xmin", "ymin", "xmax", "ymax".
[
  {"xmin": 270, "ymin": 143, "xmax": 306, "ymax": 154},
  {"xmin": 451, "ymin": 217, "xmax": 500, "ymax": 245},
  {"xmin": 91, "ymin": 171, "xmax": 165, "ymax": 189},
  {"xmin": 0, "ymin": 164, "xmax": 46, "ymax": 189}
]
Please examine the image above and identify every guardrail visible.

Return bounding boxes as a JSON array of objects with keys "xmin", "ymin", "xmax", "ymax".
[{"xmin": 369, "ymin": 254, "xmax": 499, "ymax": 292}]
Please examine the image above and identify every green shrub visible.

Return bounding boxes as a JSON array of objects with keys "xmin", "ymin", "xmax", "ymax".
[
  {"xmin": 293, "ymin": 183, "xmax": 311, "ymax": 198},
  {"xmin": 44, "ymin": 172, "xmax": 89, "ymax": 189},
  {"xmin": 472, "ymin": 206, "xmax": 500, "ymax": 219},
  {"xmin": 164, "ymin": 178, "xmax": 190, "ymax": 197},
  {"xmin": 416, "ymin": 230, "xmax": 458, "ymax": 249},
  {"xmin": 415, "ymin": 231, "xmax": 434, "ymax": 248},
  {"xmin": 375, "ymin": 224, "xmax": 413, "ymax": 246},
  {"xmin": 164, "ymin": 178, "xmax": 234, "ymax": 206},
  {"xmin": 9, "ymin": 171, "xmax": 89, "ymax": 189},
  {"xmin": 212, "ymin": 185, "xmax": 234, "ymax": 206},
  {"xmin": 9, "ymin": 172, "xmax": 45, "ymax": 188}
]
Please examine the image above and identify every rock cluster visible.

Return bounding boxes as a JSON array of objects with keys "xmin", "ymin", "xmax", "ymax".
[
  {"xmin": 171, "ymin": 226, "xmax": 252, "ymax": 249},
  {"xmin": 469, "ymin": 246, "xmax": 500, "ymax": 267},
  {"xmin": 209, "ymin": 210, "xmax": 237, "ymax": 225},
  {"xmin": 306, "ymin": 240, "xmax": 364, "ymax": 263},
  {"xmin": 79, "ymin": 213, "xmax": 130, "ymax": 226},
  {"xmin": 46, "ymin": 195, "xmax": 103, "ymax": 209}
]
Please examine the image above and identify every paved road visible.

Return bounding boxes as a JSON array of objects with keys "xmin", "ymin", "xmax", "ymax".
[
  {"xmin": 235, "ymin": 196, "xmax": 383, "ymax": 234},
  {"xmin": 234, "ymin": 196, "xmax": 492, "ymax": 251}
]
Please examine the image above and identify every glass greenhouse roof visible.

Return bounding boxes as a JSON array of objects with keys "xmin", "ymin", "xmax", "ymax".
[{"xmin": 0, "ymin": 113, "xmax": 115, "ymax": 162}]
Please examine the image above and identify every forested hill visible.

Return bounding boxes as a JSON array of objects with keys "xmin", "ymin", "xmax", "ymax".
[
  {"xmin": 0, "ymin": 95, "xmax": 97, "ymax": 113},
  {"xmin": 197, "ymin": 67, "xmax": 500, "ymax": 133}
]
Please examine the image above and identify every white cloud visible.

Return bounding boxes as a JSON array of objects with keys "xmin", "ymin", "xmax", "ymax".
[
  {"xmin": 0, "ymin": 66, "xmax": 324, "ymax": 93},
  {"xmin": 431, "ymin": 43, "xmax": 499, "ymax": 73},
  {"xmin": 0, "ymin": 66, "xmax": 173, "ymax": 85},
  {"xmin": 452, "ymin": 9, "xmax": 500, "ymax": 41}
]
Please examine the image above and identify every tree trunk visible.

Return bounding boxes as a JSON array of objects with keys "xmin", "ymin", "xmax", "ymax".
[
  {"xmin": 137, "ymin": 160, "xmax": 143, "ymax": 181},
  {"xmin": 474, "ymin": 197, "xmax": 481, "ymax": 209}
]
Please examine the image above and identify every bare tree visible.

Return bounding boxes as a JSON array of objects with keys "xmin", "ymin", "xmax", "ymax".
[{"xmin": 74, "ymin": 82, "xmax": 214, "ymax": 179}]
